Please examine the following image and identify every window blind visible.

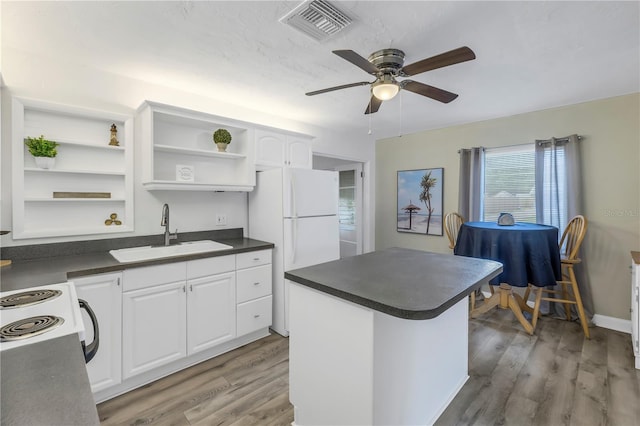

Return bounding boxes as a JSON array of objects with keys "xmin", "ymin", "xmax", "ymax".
[{"xmin": 483, "ymin": 144, "xmax": 536, "ymax": 223}]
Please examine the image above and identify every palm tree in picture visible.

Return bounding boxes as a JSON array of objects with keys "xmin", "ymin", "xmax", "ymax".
[{"xmin": 419, "ymin": 171, "xmax": 437, "ymax": 234}]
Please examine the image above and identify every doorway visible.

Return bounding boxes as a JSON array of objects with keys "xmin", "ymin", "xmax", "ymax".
[{"xmin": 313, "ymin": 155, "xmax": 364, "ymax": 258}]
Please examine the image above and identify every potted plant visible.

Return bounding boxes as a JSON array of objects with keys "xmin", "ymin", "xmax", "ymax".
[
  {"xmin": 25, "ymin": 135, "xmax": 59, "ymax": 169},
  {"xmin": 213, "ymin": 128, "xmax": 232, "ymax": 152}
]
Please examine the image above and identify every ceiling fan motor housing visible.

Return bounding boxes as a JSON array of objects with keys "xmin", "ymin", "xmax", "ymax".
[{"xmin": 368, "ymin": 48, "xmax": 405, "ymax": 75}]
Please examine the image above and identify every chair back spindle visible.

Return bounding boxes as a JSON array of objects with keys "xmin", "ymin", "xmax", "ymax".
[
  {"xmin": 559, "ymin": 215, "xmax": 587, "ymax": 261},
  {"xmin": 444, "ymin": 212, "xmax": 465, "ymax": 250}
]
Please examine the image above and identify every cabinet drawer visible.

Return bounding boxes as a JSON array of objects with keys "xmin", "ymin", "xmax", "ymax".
[
  {"xmin": 237, "ymin": 264, "xmax": 272, "ymax": 303},
  {"xmin": 237, "ymin": 295, "xmax": 272, "ymax": 336},
  {"xmin": 187, "ymin": 255, "xmax": 235, "ymax": 279},
  {"xmin": 236, "ymin": 249, "xmax": 272, "ymax": 269},
  {"xmin": 123, "ymin": 262, "xmax": 186, "ymax": 292}
]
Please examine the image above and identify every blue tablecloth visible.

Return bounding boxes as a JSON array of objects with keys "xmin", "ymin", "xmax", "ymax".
[{"xmin": 454, "ymin": 222, "xmax": 561, "ymax": 287}]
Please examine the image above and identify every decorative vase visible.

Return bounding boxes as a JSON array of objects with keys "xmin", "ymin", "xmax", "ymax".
[
  {"xmin": 35, "ymin": 157, "xmax": 55, "ymax": 169},
  {"xmin": 216, "ymin": 143, "xmax": 228, "ymax": 152}
]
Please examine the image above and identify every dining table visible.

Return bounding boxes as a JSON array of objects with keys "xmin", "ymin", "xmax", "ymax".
[{"xmin": 454, "ymin": 221, "xmax": 562, "ymax": 333}]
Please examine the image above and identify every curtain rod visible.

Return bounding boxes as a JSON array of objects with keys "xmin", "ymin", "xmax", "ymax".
[
  {"xmin": 457, "ymin": 135, "xmax": 583, "ymax": 153},
  {"xmin": 536, "ymin": 134, "xmax": 583, "ymax": 145}
]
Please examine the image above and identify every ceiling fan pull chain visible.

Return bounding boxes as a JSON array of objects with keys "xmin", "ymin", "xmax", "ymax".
[
  {"xmin": 399, "ymin": 90, "xmax": 403, "ymax": 137},
  {"xmin": 368, "ymin": 109, "xmax": 372, "ymax": 135}
]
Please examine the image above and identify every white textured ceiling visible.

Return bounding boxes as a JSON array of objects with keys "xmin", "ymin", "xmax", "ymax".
[{"xmin": 3, "ymin": 1, "xmax": 639, "ymax": 139}]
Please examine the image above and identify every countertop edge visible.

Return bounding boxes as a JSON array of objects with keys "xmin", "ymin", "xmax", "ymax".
[
  {"xmin": 67, "ymin": 241, "xmax": 275, "ymax": 278},
  {"xmin": 1, "ymin": 238, "xmax": 274, "ymax": 291},
  {"xmin": 285, "ymin": 253, "xmax": 503, "ymax": 320}
]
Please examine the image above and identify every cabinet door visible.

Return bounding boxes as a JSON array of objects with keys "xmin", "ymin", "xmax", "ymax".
[
  {"xmin": 123, "ymin": 281, "xmax": 187, "ymax": 379},
  {"xmin": 237, "ymin": 264, "xmax": 272, "ymax": 304},
  {"xmin": 73, "ymin": 272, "xmax": 122, "ymax": 393},
  {"xmin": 237, "ymin": 295, "xmax": 273, "ymax": 336},
  {"xmin": 187, "ymin": 272, "xmax": 236, "ymax": 354},
  {"xmin": 255, "ymin": 130, "xmax": 286, "ymax": 168},
  {"xmin": 286, "ymin": 137, "xmax": 312, "ymax": 169}
]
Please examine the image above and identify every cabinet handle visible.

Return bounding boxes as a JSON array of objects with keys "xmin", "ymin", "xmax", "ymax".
[
  {"xmin": 253, "ymin": 257, "xmax": 260, "ymax": 261},
  {"xmin": 183, "ymin": 285, "xmax": 186, "ymax": 293},
  {"xmin": 190, "ymin": 284, "xmax": 193, "ymax": 292},
  {"xmin": 253, "ymin": 282, "xmax": 260, "ymax": 286},
  {"xmin": 117, "ymin": 277, "xmax": 121, "ymax": 286},
  {"xmin": 254, "ymin": 314, "xmax": 260, "ymax": 318}
]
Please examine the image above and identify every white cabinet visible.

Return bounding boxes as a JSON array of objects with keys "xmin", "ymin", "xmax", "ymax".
[
  {"xmin": 73, "ymin": 272, "xmax": 122, "ymax": 393},
  {"xmin": 255, "ymin": 129, "xmax": 312, "ymax": 169},
  {"xmin": 632, "ymin": 251, "xmax": 639, "ymax": 369},
  {"xmin": 136, "ymin": 101, "xmax": 255, "ymax": 191},
  {"xmin": 122, "ymin": 255, "xmax": 238, "ymax": 378},
  {"xmin": 236, "ymin": 250, "xmax": 273, "ymax": 336},
  {"xmin": 11, "ymin": 97, "xmax": 134, "ymax": 239},
  {"xmin": 186, "ymin": 257, "xmax": 236, "ymax": 354},
  {"xmin": 123, "ymin": 281, "xmax": 187, "ymax": 379}
]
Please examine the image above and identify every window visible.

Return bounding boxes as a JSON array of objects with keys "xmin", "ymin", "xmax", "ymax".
[
  {"xmin": 338, "ymin": 170, "xmax": 356, "ymax": 229},
  {"xmin": 483, "ymin": 144, "xmax": 536, "ymax": 222}
]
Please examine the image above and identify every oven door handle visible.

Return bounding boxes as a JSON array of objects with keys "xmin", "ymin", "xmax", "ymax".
[{"xmin": 78, "ymin": 299, "xmax": 99, "ymax": 363}]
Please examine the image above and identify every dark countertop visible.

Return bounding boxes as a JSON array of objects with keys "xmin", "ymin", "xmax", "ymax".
[
  {"xmin": 1, "ymin": 236, "xmax": 274, "ymax": 291},
  {"xmin": 1, "ymin": 334, "xmax": 101, "ymax": 426},
  {"xmin": 0, "ymin": 230, "xmax": 273, "ymax": 425},
  {"xmin": 285, "ymin": 247, "xmax": 503, "ymax": 320}
]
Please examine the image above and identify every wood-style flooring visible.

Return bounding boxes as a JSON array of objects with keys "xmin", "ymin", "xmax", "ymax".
[{"xmin": 97, "ymin": 309, "xmax": 640, "ymax": 426}]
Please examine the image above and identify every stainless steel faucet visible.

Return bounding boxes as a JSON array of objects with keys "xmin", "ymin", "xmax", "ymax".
[{"xmin": 161, "ymin": 203, "xmax": 178, "ymax": 246}]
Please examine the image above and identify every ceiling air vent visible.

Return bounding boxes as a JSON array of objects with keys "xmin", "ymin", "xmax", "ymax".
[{"xmin": 280, "ymin": 0, "xmax": 353, "ymax": 42}]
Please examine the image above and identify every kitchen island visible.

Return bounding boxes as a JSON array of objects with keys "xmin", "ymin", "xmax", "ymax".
[{"xmin": 285, "ymin": 247, "xmax": 502, "ymax": 426}]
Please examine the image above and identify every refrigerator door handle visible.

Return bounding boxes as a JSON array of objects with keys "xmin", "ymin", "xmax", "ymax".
[
  {"xmin": 291, "ymin": 217, "xmax": 298, "ymax": 265},
  {"xmin": 290, "ymin": 171, "xmax": 297, "ymax": 218}
]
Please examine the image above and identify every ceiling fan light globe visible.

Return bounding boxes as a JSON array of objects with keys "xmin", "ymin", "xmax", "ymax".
[{"xmin": 372, "ymin": 82, "xmax": 399, "ymax": 101}]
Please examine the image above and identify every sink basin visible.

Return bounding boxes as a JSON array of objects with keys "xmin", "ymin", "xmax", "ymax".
[{"xmin": 109, "ymin": 240, "xmax": 233, "ymax": 263}]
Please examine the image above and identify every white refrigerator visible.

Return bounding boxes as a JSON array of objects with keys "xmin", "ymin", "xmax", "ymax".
[{"xmin": 248, "ymin": 168, "xmax": 340, "ymax": 336}]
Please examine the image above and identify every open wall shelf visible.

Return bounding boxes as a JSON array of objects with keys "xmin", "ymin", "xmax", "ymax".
[{"xmin": 12, "ymin": 97, "xmax": 134, "ymax": 239}]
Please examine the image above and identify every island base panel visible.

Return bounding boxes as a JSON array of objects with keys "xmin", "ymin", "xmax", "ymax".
[
  {"xmin": 289, "ymin": 282, "xmax": 469, "ymax": 426},
  {"xmin": 289, "ymin": 282, "xmax": 374, "ymax": 425}
]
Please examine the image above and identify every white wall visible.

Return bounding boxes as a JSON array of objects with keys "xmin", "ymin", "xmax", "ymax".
[
  {"xmin": 0, "ymin": 48, "xmax": 375, "ymax": 248},
  {"xmin": 376, "ymin": 93, "xmax": 640, "ymax": 321}
]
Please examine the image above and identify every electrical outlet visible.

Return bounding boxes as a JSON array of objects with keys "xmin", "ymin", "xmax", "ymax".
[{"xmin": 216, "ymin": 214, "xmax": 227, "ymax": 226}]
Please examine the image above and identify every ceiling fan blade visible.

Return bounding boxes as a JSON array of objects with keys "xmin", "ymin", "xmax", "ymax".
[
  {"xmin": 364, "ymin": 96, "xmax": 382, "ymax": 115},
  {"xmin": 306, "ymin": 81, "xmax": 371, "ymax": 96},
  {"xmin": 401, "ymin": 80, "xmax": 459, "ymax": 103},
  {"xmin": 333, "ymin": 50, "xmax": 379, "ymax": 75},
  {"xmin": 400, "ymin": 46, "xmax": 476, "ymax": 77}
]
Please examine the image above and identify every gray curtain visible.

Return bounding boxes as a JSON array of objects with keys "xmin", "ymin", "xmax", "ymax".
[
  {"xmin": 458, "ymin": 147, "xmax": 484, "ymax": 222},
  {"xmin": 534, "ymin": 134, "xmax": 593, "ymax": 320},
  {"xmin": 535, "ymin": 134, "xmax": 583, "ymax": 229}
]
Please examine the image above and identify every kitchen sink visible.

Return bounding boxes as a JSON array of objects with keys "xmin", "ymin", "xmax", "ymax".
[{"xmin": 109, "ymin": 240, "xmax": 233, "ymax": 263}]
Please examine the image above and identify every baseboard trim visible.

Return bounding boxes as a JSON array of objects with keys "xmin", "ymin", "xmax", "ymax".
[{"xmin": 592, "ymin": 314, "xmax": 632, "ymax": 334}]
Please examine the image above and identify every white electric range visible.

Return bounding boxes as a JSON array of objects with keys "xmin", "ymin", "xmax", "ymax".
[{"xmin": 0, "ymin": 282, "xmax": 96, "ymax": 360}]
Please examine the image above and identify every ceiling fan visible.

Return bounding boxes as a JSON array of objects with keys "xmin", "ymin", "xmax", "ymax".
[{"xmin": 305, "ymin": 46, "xmax": 476, "ymax": 114}]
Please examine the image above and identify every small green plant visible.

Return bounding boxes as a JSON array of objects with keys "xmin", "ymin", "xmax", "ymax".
[
  {"xmin": 25, "ymin": 135, "xmax": 59, "ymax": 158},
  {"xmin": 213, "ymin": 128, "xmax": 232, "ymax": 145}
]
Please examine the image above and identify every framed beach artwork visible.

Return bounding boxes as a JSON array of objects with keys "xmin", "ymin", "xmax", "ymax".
[{"xmin": 397, "ymin": 168, "xmax": 444, "ymax": 236}]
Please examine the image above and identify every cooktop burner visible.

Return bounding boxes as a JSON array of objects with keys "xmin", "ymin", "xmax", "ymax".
[
  {"xmin": 0, "ymin": 315, "xmax": 65, "ymax": 341},
  {"xmin": 0, "ymin": 289, "xmax": 62, "ymax": 309}
]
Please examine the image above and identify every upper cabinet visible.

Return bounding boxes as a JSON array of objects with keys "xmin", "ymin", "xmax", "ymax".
[
  {"xmin": 255, "ymin": 129, "xmax": 313, "ymax": 170},
  {"xmin": 136, "ymin": 101, "xmax": 256, "ymax": 191},
  {"xmin": 11, "ymin": 97, "xmax": 134, "ymax": 239}
]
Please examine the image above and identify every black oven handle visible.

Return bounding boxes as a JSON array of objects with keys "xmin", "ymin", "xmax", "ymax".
[{"xmin": 78, "ymin": 299, "xmax": 99, "ymax": 363}]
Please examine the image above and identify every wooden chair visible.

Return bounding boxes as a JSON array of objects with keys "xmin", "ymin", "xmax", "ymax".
[
  {"xmin": 526, "ymin": 215, "xmax": 590, "ymax": 338},
  {"xmin": 445, "ymin": 212, "xmax": 486, "ymax": 311},
  {"xmin": 444, "ymin": 212, "xmax": 465, "ymax": 250}
]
